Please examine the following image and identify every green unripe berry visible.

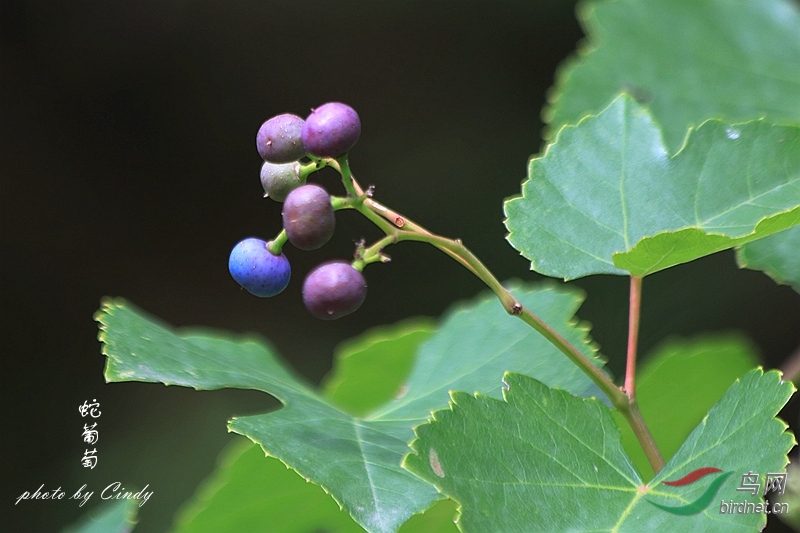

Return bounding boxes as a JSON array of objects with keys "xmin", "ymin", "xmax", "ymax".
[{"xmin": 260, "ymin": 161, "xmax": 303, "ymax": 202}]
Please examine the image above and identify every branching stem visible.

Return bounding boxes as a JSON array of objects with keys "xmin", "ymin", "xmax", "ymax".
[
  {"xmin": 324, "ymin": 156, "xmax": 665, "ymax": 473},
  {"xmin": 298, "ymin": 158, "xmax": 328, "ymax": 181}
]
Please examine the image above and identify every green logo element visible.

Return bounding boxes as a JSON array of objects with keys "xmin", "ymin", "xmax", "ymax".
[{"xmin": 648, "ymin": 469, "xmax": 733, "ymax": 515}]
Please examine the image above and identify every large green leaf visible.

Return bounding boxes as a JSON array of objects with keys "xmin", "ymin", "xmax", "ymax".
[
  {"xmin": 98, "ymin": 283, "xmax": 603, "ymax": 533},
  {"xmin": 504, "ymin": 95, "xmax": 800, "ymax": 280},
  {"xmin": 367, "ymin": 282, "xmax": 607, "ymax": 420},
  {"xmin": 174, "ymin": 319, "xmax": 456, "ymax": 533},
  {"xmin": 612, "ymin": 335, "xmax": 758, "ymax": 481},
  {"xmin": 545, "ymin": 0, "xmax": 800, "ymax": 154},
  {"xmin": 404, "ymin": 369, "xmax": 794, "ymax": 532},
  {"xmin": 736, "ymin": 226, "xmax": 800, "ymax": 293},
  {"xmin": 98, "ymin": 300, "xmax": 435, "ymax": 533},
  {"xmin": 173, "ymin": 441, "xmax": 459, "ymax": 533},
  {"xmin": 175, "ymin": 415, "xmax": 451, "ymax": 533},
  {"xmin": 545, "ymin": 0, "xmax": 800, "ymax": 284}
]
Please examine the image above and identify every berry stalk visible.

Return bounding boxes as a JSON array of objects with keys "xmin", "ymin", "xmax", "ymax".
[{"xmin": 267, "ymin": 230, "xmax": 288, "ymax": 255}]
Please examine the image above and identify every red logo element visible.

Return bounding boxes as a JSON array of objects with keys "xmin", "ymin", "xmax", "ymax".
[
  {"xmin": 662, "ymin": 467, "xmax": 723, "ymax": 487},
  {"xmin": 649, "ymin": 467, "xmax": 732, "ymax": 515}
]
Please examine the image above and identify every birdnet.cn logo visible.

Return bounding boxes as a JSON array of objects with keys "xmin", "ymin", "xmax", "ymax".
[{"xmin": 646, "ymin": 467, "xmax": 788, "ymax": 515}]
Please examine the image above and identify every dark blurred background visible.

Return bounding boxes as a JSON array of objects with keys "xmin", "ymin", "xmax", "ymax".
[{"xmin": 2, "ymin": 1, "xmax": 798, "ymax": 531}]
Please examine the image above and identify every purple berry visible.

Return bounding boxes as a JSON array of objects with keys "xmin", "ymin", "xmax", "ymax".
[
  {"xmin": 228, "ymin": 237, "xmax": 291, "ymax": 297},
  {"xmin": 256, "ymin": 113, "xmax": 306, "ymax": 163},
  {"xmin": 302, "ymin": 261, "xmax": 367, "ymax": 320},
  {"xmin": 301, "ymin": 102, "xmax": 361, "ymax": 158},
  {"xmin": 282, "ymin": 184, "xmax": 335, "ymax": 250},
  {"xmin": 260, "ymin": 161, "xmax": 302, "ymax": 202}
]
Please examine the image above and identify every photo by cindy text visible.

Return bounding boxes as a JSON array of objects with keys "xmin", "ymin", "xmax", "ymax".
[{"xmin": 14, "ymin": 482, "xmax": 153, "ymax": 508}]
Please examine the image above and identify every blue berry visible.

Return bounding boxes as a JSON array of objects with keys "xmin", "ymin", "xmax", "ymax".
[
  {"xmin": 256, "ymin": 114, "xmax": 306, "ymax": 164},
  {"xmin": 302, "ymin": 261, "xmax": 367, "ymax": 320},
  {"xmin": 228, "ymin": 238, "xmax": 291, "ymax": 297},
  {"xmin": 301, "ymin": 103, "xmax": 361, "ymax": 158}
]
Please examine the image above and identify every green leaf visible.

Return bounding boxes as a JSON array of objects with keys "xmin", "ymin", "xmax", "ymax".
[
  {"xmin": 174, "ymin": 439, "xmax": 459, "ymax": 533},
  {"xmin": 405, "ymin": 372, "xmax": 641, "ymax": 532},
  {"xmin": 546, "ymin": 0, "xmax": 800, "ymax": 154},
  {"xmin": 368, "ymin": 282, "xmax": 608, "ymax": 421},
  {"xmin": 612, "ymin": 335, "xmax": 758, "ymax": 481},
  {"xmin": 404, "ymin": 369, "xmax": 794, "ymax": 532},
  {"xmin": 544, "ymin": 0, "xmax": 800, "ymax": 293},
  {"xmin": 98, "ymin": 283, "xmax": 603, "ymax": 533},
  {"xmin": 322, "ymin": 318, "xmax": 437, "ymax": 417},
  {"xmin": 643, "ymin": 369, "xmax": 795, "ymax": 528},
  {"xmin": 736, "ymin": 226, "xmax": 800, "ymax": 292},
  {"xmin": 173, "ymin": 439, "xmax": 368, "ymax": 533},
  {"xmin": 174, "ymin": 319, "xmax": 455, "ymax": 533},
  {"xmin": 98, "ymin": 298, "xmax": 436, "ymax": 533},
  {"xmin": 61, "ymin": 500, "xmax": 137, "ymax": 533},
  {"xmin": 504, "ymin": 95, "xmax": 800, "ymax": 280}
]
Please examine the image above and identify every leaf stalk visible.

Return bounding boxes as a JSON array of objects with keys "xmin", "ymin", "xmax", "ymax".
[{"xmin": 624, "ymin": 275, "xmax": 643, "ymax": 401}]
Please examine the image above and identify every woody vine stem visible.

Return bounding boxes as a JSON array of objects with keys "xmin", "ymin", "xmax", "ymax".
[{"xmin": 288, "ymin": 155, "xmax": 665, "ymax": 474}]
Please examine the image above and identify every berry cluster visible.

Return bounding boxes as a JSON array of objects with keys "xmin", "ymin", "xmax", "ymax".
[{"xmin": 228, "ymin": 102, "xmax": 367, "ymax": 320}]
